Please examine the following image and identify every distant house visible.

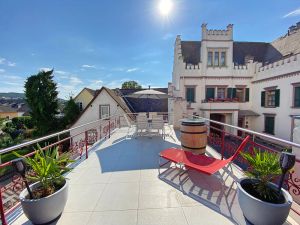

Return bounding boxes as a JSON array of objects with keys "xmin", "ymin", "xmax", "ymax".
[
  {"xmin": 0, "ymin": 105, "xmax": 23, "ymax": 119},
  {"xmin": 74, "ymin": 88, "xmax": 97, "ymax": 112},
  {"xmin": 70, "ymin": 87, "xmax": 132, "ymax": 143}
]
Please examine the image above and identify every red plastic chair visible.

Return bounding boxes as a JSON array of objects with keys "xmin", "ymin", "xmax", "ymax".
[{"xmin": 158, "ymin": 135, "xmax": 250, "ymax": 177}]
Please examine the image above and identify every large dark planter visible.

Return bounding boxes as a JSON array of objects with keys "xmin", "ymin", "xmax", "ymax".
[
  {"xmin": 19, "ymin": 180, "xmax": 68, "ymax": 224},
  {"xmin": 237, "ymin": 178, "xmax": 292, "ymax": 225}
]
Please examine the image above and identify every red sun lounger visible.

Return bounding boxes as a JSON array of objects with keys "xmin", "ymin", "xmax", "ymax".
[{"xmin": 159, "ymin": 135, "xmax": 250, "ymax": 176}]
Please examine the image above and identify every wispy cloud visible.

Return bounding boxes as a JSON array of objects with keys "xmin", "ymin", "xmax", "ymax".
[
  {"xmin": 7, "ymin": 62, "xmax": 16, "ymax": 67},
  {"xmin": 0, "ymin": 69, "xmax": 5, "ymax": 73},
  {"xmin": 126, "ymin": 67, "xmax": 139, "ymax": 73},
  {"xmin": 81, "ymin": 64, "xmax": 96, "ymax": 69},
  {"xmin": 40, "ymin": 67, "xmax": 53, "ymax": 72},
  {"xmin": 69, "ymin": 76, "xmax": 83, "ymax": 85},
  {"xmin": 283, "ymin": 7, "xmax": 300, "ymax": 18},
  {"xmin": 0, "ymin": 57, "xmax": 16, "ymax": 67}
]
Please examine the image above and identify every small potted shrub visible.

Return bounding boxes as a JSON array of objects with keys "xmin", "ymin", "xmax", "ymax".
[
  {"xmin": 237, "ymin": 149, "xmax": 293, "ymax": 225},
  {"xmin": 14, "ymin": 145, "xmax": 74, "ymax": 224}
]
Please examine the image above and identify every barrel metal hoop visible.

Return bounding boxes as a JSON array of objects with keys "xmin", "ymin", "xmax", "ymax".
[
  {"xmin": 181, "ymin": 144, "xmax": 206, "ymax": 150},
  {"xmin": 180, "ymin": 130, "xmax": 207, "ymax": 134}
]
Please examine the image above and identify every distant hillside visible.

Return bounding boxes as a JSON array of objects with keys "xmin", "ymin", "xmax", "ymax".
[{"xmin": 0, "ymin": 92, "xmax": 25, "ymax": 99}]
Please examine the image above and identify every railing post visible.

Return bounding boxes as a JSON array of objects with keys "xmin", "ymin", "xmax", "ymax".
[
  {"xmin": 119, "ymin": 116, "xmax": 121, "ymax": 128},
  {"xmin": 221, "ymin": 129, "xmax": 225, "ymax": 160},
  {"xmin": 109, "ymin": 120, "xmax": 111, "ymax": 138},
  {"xmin": 0, "ymin": 188, "xmax": 7, "ymax": 225},
  {"xmin": 85, "ymin": 131, "xmax": 88, "ymax": 159}
]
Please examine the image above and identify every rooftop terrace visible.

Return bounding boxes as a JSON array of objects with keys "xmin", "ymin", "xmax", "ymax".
[{"xmin": 11, "ymin": 125, "xmax": 298, "ymax": 225}]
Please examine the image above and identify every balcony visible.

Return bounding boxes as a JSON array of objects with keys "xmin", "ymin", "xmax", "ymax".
[{"xmin": 0, "ymin": 114, "xmax": 299, "ymax": 225}]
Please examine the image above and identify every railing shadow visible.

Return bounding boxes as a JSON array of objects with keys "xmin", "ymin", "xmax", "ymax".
[{"xmin": 159, "ymin": 167, "xmax": 248, "ymax": 225}]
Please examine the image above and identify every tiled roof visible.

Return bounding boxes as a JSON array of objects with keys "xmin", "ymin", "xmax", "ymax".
[
  {"xmin": 85, "ymin": 88, "xmax": 97, "ymax": 96},
  {"xmin": 233, "ymin": 42, "xmax": 270, "ymax": 65},
  {"xmin": 181, "ymin": 41, "xmax": 201, "ymax": 65},
  {"xmin": 116, "ymin": 88, "xmax": 168, "ymax": 113},
  {"xmin": 180, "ymin": 25, "xmax": 300, "ymax": 65},
  {"xmin": 0, "ymin": 105, "xmax": 17, "ymax": 113}
]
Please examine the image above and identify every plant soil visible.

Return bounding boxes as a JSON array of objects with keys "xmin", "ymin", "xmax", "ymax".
[
  {"xmin": 26, "ymin": 182, "xmax": 65, "ymax": 199},
  {"xmin": 242, "ymin": 181, "xmax": 286, "ymax": 204}
]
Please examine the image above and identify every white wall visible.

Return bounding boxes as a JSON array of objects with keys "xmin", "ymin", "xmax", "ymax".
[
  {"xmin": 169, "ymin": 26, "xmax": 300, "ymax": 141},
  {"xmin": 70, "ymin": 89, "xmax": 127, "ymax": 143}
]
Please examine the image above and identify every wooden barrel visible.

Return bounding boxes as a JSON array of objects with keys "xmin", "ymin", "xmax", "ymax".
[{"xmin": 180, "ymin": 119, "xmax": 207, "ymax": 155}]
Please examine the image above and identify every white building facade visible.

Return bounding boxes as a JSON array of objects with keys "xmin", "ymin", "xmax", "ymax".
[{"xmin": 169, "ymin": 23, "xmax": 300, "ymax": 141}]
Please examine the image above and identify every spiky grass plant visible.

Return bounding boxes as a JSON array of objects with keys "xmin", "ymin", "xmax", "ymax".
[
  {"xmin": 14, "ymin": 145, "xmax": 74, "ymax": 198},
  {"xmin": 241, "ymin": 148, "xmax": 282, "ymax": 202}
]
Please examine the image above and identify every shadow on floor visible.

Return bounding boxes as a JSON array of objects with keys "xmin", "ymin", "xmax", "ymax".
[
  {"xmin": 159, "ymin": 167, "xmax": 247, "ymax": 225},
  {"xmin": 95, "ymin": 136, "xmax": 181, "ymax": 173}
]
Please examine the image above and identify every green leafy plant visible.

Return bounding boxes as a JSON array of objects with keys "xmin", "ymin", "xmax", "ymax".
[
  {"xmin": 241, "ymin": 148, "xmax": 282, "ymax": 202},
  {"xmin": 14, "ymin": 145, "xmax": 74, "ymax": 198}
]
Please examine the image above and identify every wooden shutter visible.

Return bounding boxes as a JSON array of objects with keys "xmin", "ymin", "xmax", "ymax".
[
  {"xmin": 186, "ymin": 87, "xmax": 195, "ymax": 102},
  {"xmin": 232, "ymin": 88, "xmax": 237, "ymax": 98},
  {"xmin": 275, "ymin": 89, "xmax": 280, "ymax": 107},
  {"xmin": 295, "ymin": 87, "xmax": 300, "ymax": 107},
  {"xmin": 245, "ymin": 88, "xmax": 250, "ymax": 102},
  {"xmin": 227, "ymin": 88, "xmax": 233, "ymax": 98},
  {"xmin": 206, "ymin": 88, "xmax": 215, "ymax": 100},
  {"xmin": 265, "ymin": 116, "xmax": 275, "ymax": 135},
  {"xmin": 261, "ymin": 91, "xmax": 265, "ymax": 107}
]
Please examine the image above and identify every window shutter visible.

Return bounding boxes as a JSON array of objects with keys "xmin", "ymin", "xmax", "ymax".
[
  {"xmin": 245, "ymin": 88, "xmax": 250, "ymax": 102},
  {"xmin": 227, "ymin": 88, "xmax": 233, "ymax": 98},
  {"xmin": 275, "ymin": 89, "xmax": 280, "ymax": 107},
  {"xmin": 191, "ymin": 88, "xmax": 195, "ymax": 102},
  {"xmin": 261, "ymin": 91, "xmax": 265, "ymax": 107},
  {"xmin": 295, "ymin": 87, "xmax": 300, "ymax": 107},
  {"xmin": 232, "ymin": 88, "xmax": 237, "ymax": 98},
  {"xmin": 206, "ymin": 88, "xmax": 215, "ymax": 99}
]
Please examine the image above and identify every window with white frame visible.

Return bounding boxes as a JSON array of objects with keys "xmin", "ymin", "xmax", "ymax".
[
  {"xmin": 99, "ymin": 105, "xmax": 110, "ymax": 119},
  {"xmin": 207, "ymin": 49, "xmax": 227, "ymax": 67},
  {"xmin": 217, "ymin": 87, "xmax": 226, "ymax": 99}
]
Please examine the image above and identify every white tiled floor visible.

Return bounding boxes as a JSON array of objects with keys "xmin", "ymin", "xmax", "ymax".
[{"xmin": 11, "ymin": 127, "xmax": 298, "ymax": 225}]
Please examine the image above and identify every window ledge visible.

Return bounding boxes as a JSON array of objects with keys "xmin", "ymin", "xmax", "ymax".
[
  {"xmin": 291, "ymin": 106, "xmax": 300, "ymax": 109},
  {"xmin": 262, "ymin": 131, "xmax": 275, "ymax": 136}
]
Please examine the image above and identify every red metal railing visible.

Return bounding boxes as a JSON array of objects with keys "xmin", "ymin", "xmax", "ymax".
[{"xmin": 0, "ymin": 114, "xmax": 121, "ymax": 225}]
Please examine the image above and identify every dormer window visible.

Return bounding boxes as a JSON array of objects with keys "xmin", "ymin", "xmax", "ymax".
[
  {"xmin": 221, "ymin": 52, "xmax": 226, "ymax": 66},
  {"xmin": 214, "ymin": 52, "xmax": 219, "ymax": 66},
  {"xmin": 207, "ymin": 49, "xmax": 227, "ymax": 67},
  {"xmin": 207, "ymin": 52, "xmax": 213, "ymax": 66}
]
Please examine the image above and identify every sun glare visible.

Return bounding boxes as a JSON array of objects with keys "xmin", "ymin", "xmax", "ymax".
[{"xmin": 158, "ymin": 0, "xmax": 173, "ymax": 16}]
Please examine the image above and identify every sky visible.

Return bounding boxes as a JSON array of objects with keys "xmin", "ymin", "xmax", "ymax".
[{"xmin": 0, "ymin": 0, "xmax": 300, "ymax": 99}]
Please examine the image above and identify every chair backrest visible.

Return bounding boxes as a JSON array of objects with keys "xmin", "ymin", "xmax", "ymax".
[
  {"xmin": 137, "ymin": 115, "xmax": 147, "ymax": 122},
  {"xmin": 228, "ymin": 135, "xmax": 250, "ymax": 161},
  {"xmin": 151, "ymin": 115, "xmax": 164, "ymax": 129}
]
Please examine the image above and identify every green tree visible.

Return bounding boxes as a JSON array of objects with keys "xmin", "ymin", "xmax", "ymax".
[
  {"xmin": 63, "ymin": 97, "xmax": 80, "ymax": 127},
  {"xmin": 25, "ymin": 69, "xmax": 59, "ymax": 135},
  {"xmin": 121, "ymin": 81, "xmax": 142, "ymax": 89}
]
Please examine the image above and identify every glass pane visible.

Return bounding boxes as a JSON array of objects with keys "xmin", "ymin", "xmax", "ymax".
[
  {"xmin": 186, "ymin": 87, "xmax": 195, "ymax": 102},
  {"xmin": 221, "ymin": 52, "xmax": 226, "ymax": 66},
  {"xmin": 207, "ymin": 52, "xmax": 213, "ymax": 66},
  {"xmin": 214, "ymin": 52, "xmax": 219, "ymax": 66},
  {"xmin": 217, "ymin": 88, "xmax": 225, "ymax": 99},
  {"xmin": 295, "ymin": 87, "xmax": 300, "ymax": 107},
  {"xmin": 236, "ymin": 88, "xmax": 244, "ymax": 102}
]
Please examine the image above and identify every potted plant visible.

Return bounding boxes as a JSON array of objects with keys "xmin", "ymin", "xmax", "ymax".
[
  {"xmin": 14, "ymin": 145, "xmax": 74, "ymax": 224},
  {"xmin": 237, "ymin": 149, "xmax": 294, "ymax": 225}
]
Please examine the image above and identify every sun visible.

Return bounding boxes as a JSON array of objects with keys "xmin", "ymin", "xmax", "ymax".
[{"xmin": 158, "ymin": 0, "xmax": 173, "ymax": 16}]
